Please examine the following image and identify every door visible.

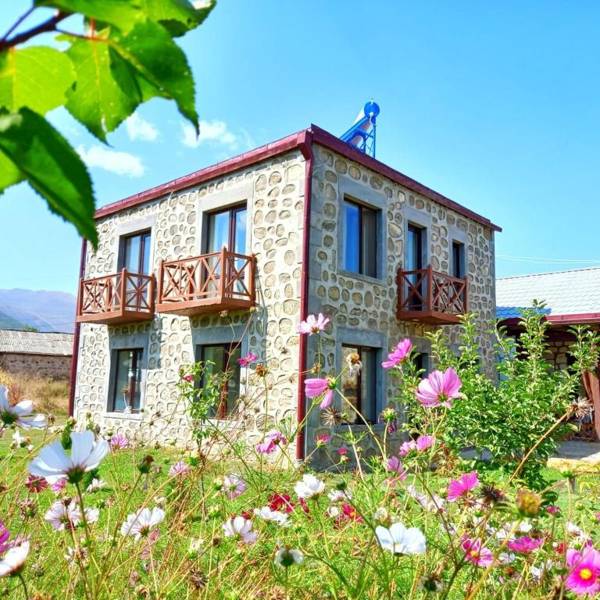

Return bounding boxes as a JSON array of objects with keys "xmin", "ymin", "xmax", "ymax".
[
  {"xmin": 406, "ymin": 224, "xmax": 425, "ymax": 310},
  {"xmin": 119, "ymin": 231, "xmax": 152, "ymax": 311}
]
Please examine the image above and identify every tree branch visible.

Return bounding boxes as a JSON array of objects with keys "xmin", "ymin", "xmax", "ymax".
[{"xmin": 0, "ymin": 10, "xmax": 69, "ymax": 51}]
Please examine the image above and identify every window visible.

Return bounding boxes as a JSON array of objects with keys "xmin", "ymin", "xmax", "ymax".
[
  {"xmin": 414, "ymin": 352, "xmax": 429, "ymax": 376},
  {"xmin": 406, "ymin": 224, "xmax": 426, "ymax": 310},
  {"xmin": 197, "ymin": 343, "xmax": 241, "ymax": 418},
  {"xmin": 343, "ymin": 199, "xmax": 378, "ymax": 278},
  {"xmin": 341, "ymin": 345, "xmax": 379, "ymax": 423},
  {"xmin": 120, "ymin": 230, "xmax": 151, "ymax": 274},
  {"xmin": 205, "ymin": 204, "xmax": 247, "ymax": 254},
  {"xmin": 452, "ymin": 241, "xmax": 465, "ymax": 279},
  {"xmin": 109, "ymin": 348, "xmax": 143, "ymax": 413}
]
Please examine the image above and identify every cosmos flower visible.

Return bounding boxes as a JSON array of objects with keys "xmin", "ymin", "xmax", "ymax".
[
  {"xmin": 51, "ymin": 478, "xmax": 67, "ymax": 494},
  {"xmin": 447, "ymin": 471, "xmax": 479, "ymax": 502},
  {"xmin": 0, "ymin": 540, "xmax": 29, "ymax": 577},
  {"xmin": 298, "ymin": 313, "xmax": 330, "ymax": 335},
  {"xmin": 0, "ymin": 522, "xmax": 10, "ymax": 554},
  {"xmin": 256, "ymin": 430, "xmax": 287, "ymax": 454},
  {"xmin": 222, "ymin": 474, "xmax": 247, "ymax": 499},
  {"xmin": 375, "ymin": 523, "xmax": 426, "ymax": 555},
  {"xmin": 462, "ymin": 537, "xmax": 494, "ymax": 568},
  {"xmin": 268, "ymin": 493, "xmax": 295, "ymax": 514},
  {"xmin": 416, "ymin": 368, "xmax": 463, "ymax": 408},
  {"xmin": 315, "ymin": 433, "xmax": 331, "ymax": 447},
  {"xmin": 44, "ymin": 500, "xmax": 99, "ymax": 531},
  {"xmin": 86, "ymin": 478, "xmax": 107, "ymax": 493},
  {"xmin": 121, "ymin": 507, "xmax": 165, "ymax": 541},
  {"xmin": 565, "ymin": 546, "xmax": 600, "ymax": 596},
  {"xmin": 0, "ymin": 385, "xmax": 45, "ymax": 429},
  {"xmin": 507, "ymin": 536, "xmax": 544, "ymax": 554},
  {"xmin": 386, "ymin": 456, "xmax": 408, "ymax": 480},
  {"xmin": 253, "ymin": 506, "xmax": 289, "ymax": 526},
  {"xmin": 110, "ymin": 433, "xmax": 129, "ymax": 450},
  {"xmin": 24, "ymin": 474, "xmax": 48, "ymax": 493},
  {"xmin": 237, "ymin": 352, "xmax": 258, "ymax": 367},
  {"xmin": 274, "ymin": 547, "xmax": 304, "ymax": 568},
  {"xmin": 381, "ymin": 339, "xmax": 413, "ymax": 369},
  {"xmin": 169, "ymin": 461, "xmax": 191, "ymax": 478},
  {"xmin": 29, "ymin": 431, "xmax": 109, "ymax": 484},
  {"xmin": 294, "ymin": 474, "xmax": 325, "ymax": 499},
  {"xmin": 223, "ymin": 516, "xmax": 257, "ymax": 544},
  {"xmin": 305, "ymin": 377, "xmax": 337, "ymax": 410},
  {"xmin": 406, "ymin": 485, "xmax": 445, "ymax": 513}
]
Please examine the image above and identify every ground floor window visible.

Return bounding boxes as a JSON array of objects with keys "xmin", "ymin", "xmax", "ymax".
[
  {"xmin": 414, "ymin": 352, "xmax": 430, "ymax": 376},
  {"xmin": 109, "ymin": 348, "xmax": 143, "ymax": 413},
  {"xmin": 341, "ymin": 345, "xmax": 379, "ymax": 423},
  {"xmin": 196, "ymin": 343, "xmax": 241, "ymax": 418}
]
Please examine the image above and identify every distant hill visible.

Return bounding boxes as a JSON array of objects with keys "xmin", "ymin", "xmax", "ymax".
[{"xmin": 0, "ymin": 289, "xmax": 76, "ymax": 333}]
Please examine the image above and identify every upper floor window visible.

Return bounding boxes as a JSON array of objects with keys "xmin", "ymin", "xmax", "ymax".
[
  {"xmin": 452, "ymin": 241, "xmax": 465, "ymax": 279},
  {"xmin": 343, "ymin": 199, "xmax": 379, "ymax": 278},
  {"xmin": 341, "ymin": 344, "xmax": 379, "ymax": 423},
  {"xmin": 120, "ymin": 230, "xmax": 151, "ymax": 274},
  {"xmin": 205, "ymin": 204, "xmax": 247, "ymax": 254},
  {"xmin": 406, "ymin": 223, "xmax": 425, "ymax": 271},
  {"xmin": 196, "ymin": 343, "xmax": 241, "ymax": 419},
  {"xmin": 109, "ymin": 348, "xmax": 143, "ymax": 413}
]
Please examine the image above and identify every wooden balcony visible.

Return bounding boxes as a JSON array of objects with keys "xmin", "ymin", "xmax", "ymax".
[
  {"xmin": 396, "ymin": 266, "xmax": 468, "ymax": 324},
  {"xmin": 156, "ymin": 249, "xmax": 256, "ymax": 316},
  {"xmin": 77, "ymin": 270, "xmax": 155, "ymax": 325}
]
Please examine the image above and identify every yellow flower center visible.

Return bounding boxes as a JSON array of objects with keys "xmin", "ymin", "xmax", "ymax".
[
  {"xmin": 579, "ymin": 568, "xmax": 593, "ymax": 581},
  {"xmin": 470, "ymin": 550, "xmax": 480, "ymax": 559}
]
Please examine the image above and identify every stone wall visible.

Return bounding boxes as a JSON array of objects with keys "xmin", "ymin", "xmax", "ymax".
[
  {"xmin": 305, "ymin": 144, "xmax": 496, "ymax": 459},
  {"xmin": 74, "ymin": 151, "xmax": 307, "ymax": 454},
  {"xmin": 0, "ymin": 353, "xmax": 71, "ymax": 380}
]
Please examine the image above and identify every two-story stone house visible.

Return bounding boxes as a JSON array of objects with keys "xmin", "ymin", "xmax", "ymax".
[{"xmin": 70, "ymin": 124, "xmax": 500, "ymax": 460}]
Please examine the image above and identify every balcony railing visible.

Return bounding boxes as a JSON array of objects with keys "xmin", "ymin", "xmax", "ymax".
[
  {"xmin": 156, "ymin": 249, "xmax": 256, "ymax": 316},
  {"xmin": 396, "ymin": 266, "xmax": 468, "ymax": 324},
  {"xmin": 76, "ymin": 269, "xmax": 155, "ymax": 325}
]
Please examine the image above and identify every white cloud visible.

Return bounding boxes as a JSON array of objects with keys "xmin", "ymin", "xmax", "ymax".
[
  {"xmin": 180, "ymin": 119, "xmax": 240, "ymax": 150},
  {"xmin": 77, "ymin": 145, "xmax": 145, "ymax": 178},
  {"xmin": 125, "ymin": 113, "xmax": 159, "ymax": 142}
]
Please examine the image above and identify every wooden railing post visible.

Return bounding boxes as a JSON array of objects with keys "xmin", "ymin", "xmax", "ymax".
[
  {"xmin": 463, "ymin": 277, "xmax": 469, "ymax": 313},
  {"xmin": 76, "ymin": 278, "xmax": 84, "ymax": 318},
  {"xmin": 120, "ymin": 268, "xmax": 127, "ymax": 317},
  {"xmin": 249, "ymin": 254, "xmax": 257, "ymax": 303},
  {"xmin": 157, "ymin": 260, "xmax": 164, "ymax": 305},
  {"xmin": 427, "ymin": 265, "xmax": 433, "ymax": 312},
  {"xmin": 219, "ymin": 247, "xmax": 227, "ymax": 301}
]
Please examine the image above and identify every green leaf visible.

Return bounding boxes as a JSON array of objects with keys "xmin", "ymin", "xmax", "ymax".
[
  {"xmin": 110, "ymin": 20, "xmax": 198, "ymax": 130},
  {"xmin": 139, "ymin": 0, "xmax": 215, "ymax": 36},
  {"xmin": 0, "ymin": 108, "xmax": 97, "ymax": 246},
  {"xmin": 0, "ymin": 150, "xmax": 23, "ymax": 190},
  {"xmin": 35, "ymin": 0, "xmax": 143, "ymax": 32},
  {"xmin": 64, "ymin": 36, "xmax": 141, "ymax": 141},
  {"xmin": 0, "ymin": 46, "xmax": 75, "ymax": 114}
]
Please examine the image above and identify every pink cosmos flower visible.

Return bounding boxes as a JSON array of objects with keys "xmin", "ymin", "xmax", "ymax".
[
  {"xmin": 447, "ymin": 471, "xmax": 479, "ymax": 502},
  {"xmin": 51, "ymin": 478, "xmax": 67, "ymax": 494},
  {"xmin": 0, "ymin": 522, "xmax": 10, "ymax": 554},
  {"xmin": 315, "ymin": 433, "xmax": 331, "ymax": 447},
  {"xmin": 565, "ymin": 546, "xmax": 600, "ymax": 596},
  {"xmin": 398, "ymin": 440, "xmax": 416, "ymax": 457},
  {"xmin": 298, "ymin": 313, "xmax": 330, "ymax": 335},
  {"xmin": 181, "ymin": 374, "xmax": 194, "ymax": 383},
  {"xmin": 238, "ymin": 352, "xmax": 258, "ymax": 367},
  {"xmin": 169, "ymin": 461, "xmax": 191, "ymax": 478},
  {"xmin": 416, "ymin": 435, "xmax": 435, "ymax": 452},
  {"xmin": 222, "ymin": 474, "xmax": 246, "ymax": 499},
  {"xmin": 110, "ymin": 433, "xmax": 129, "ymax": 450},
  {"xmin": 462, "ymin": 537, "xmax": 494, "ymax": 568},
  {"xmin": 25, "ymin": 474, "xmax": 48, "ymax": 493},
  {"xmin": 256, "ymin": 430, "xmax": 287, "ymax": 454},
  {"xmin": 416, "ymin": 368, "xmax": 462, "ymax": 408},
  {"xmin": 546, "ymin": 505, "xmax": 560, "ymax": 516},
  {"xmin": 305, "ymin": 377, "xmax": 336, "ymax": 409},
  {"xmin": 508, "ymin": 536, "xmax": 544, "ymax": 554},
  {"xmin": 386, "ymin": 456, "xmax": 408, "ymax": 480},
  {"xmin": 381, "ymin": 339, "xmax": 413, "ymax": 369}
]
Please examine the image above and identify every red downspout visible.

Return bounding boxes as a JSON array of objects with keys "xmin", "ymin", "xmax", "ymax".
[
  {"xmin": 68, "ymin": 238, "xmax": 87, "ymax": 417},
  {"xmin": 296, "ymin": 130, "xmax": 314, "ymax": 461}
]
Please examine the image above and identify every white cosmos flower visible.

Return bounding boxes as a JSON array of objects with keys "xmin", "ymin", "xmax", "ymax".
[
  {"xmin": 0, "ymin": 385, "xmax": 45, "ymax": 429},
  {"xmin": 328, "ymin": 489, "xmax": 352, "ymax": 503},
  {"xmin": 253, "ymin": 506, "xmax": 289, "ymax": 526},
  {"xmin": 28, "ymin": 431, "xmax": 109, "ymax": 483},
  {"xmin": 223, "ymin": 516, "xmax": 257, "ymax": 544},
  {"xmin": 274, "ymin": 547, "xmax": 304, "ymax": 568},
  {"xmin": 121, "ymin": 507, "xmax": 165, "ymax": 541},
  {"xmin": 294, "ymin": 474, "xmax": 325, "ymax": 499},
  {"xmin": 375, "ymin": 523, "xmax": 426, "ymax": 555},
  {"xmin": 45, "ymin": 500, "xmax": 99, "ymax": 530},
  {"xmin": 86, "ymin": 478, "xmax": 107, "ymax": 493},
  {"xmin": 406, "ymin": 484, "xmax": 444, "ymax": 513},
  {"xmin": 0, "ymin": 540, "xmax": 30, "ymax": 577}
]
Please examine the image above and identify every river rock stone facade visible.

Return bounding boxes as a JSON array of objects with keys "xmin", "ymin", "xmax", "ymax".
[{"xmin": 73, "ymin": 135, "xmax": 497, "ymax": 464}]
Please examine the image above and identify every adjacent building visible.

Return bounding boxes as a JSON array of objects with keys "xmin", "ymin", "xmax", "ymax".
[{"xmin": 71, "ymin": 124, "xmax": 500, "ymax": 460}]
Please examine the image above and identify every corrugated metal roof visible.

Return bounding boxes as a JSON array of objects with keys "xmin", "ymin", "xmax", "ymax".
[
  {"xmin": 496, "ymin": 267, "xmax": 600, "ymax": 318},
  {"xmin": 0, "ymin": 329, "xmax": 73, "ymax": 356}
]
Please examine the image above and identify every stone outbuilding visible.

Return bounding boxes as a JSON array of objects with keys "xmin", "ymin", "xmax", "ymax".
[
  {"xmin": 0, "ymin": 329, "xmax": 73, "ymax": 380},
  {"xmin": 71, "ymin": 123, "xmax": 500, "ymax": 461}
]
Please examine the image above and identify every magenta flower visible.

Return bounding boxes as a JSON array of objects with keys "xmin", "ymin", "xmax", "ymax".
[
  {"xmin": 238, "ymin": 352, "xmax": 258, "ymax": 367},
  {"xmin": 0, "ymin": 522, "xmax": 10, "ymax": 554},
  {"xmin": 315, "ymin": 433, "xmax": 331, "ymax": 447},
  {"xmin": 305, "ymin": 377, "xmax": 336, "ymax": 409},
  {"xmin": 565, "ymin": 547, "xmax": 600, "ymax": 596},
  {"xmin": 416, "ymin": 368, "xmax": 462, "ymax": 408},
  {"xmin": 447, "ymin": 471, "xmax": 479, "ymax": 502},
  {"xmin": 169, "ymin": 460, "xmax": 191, "ymax": 478},
  {"xmin": 381, "ymin": 339, "xmax": 413, "ymax": 369},
  {"xmin": 51, "ymin": 478, "xmax": 67, "ymax": 494},
  {"xmin": 462, "ymin": 537, "xmax": 494, "ymax": 568},
  {"xmin": 508, "ymin": 536, "xmax": 544, "ymax": 554},
  {"xmin": 25, "ymin": 474, "xmax": 48, "ymax": 493},
  {"xmin": 416, "ymin": 435, "xmax": 435, "ymax": 452},
  {"xmin": 398, "ymin": 440, "xmax": 415, "ymax": 457},
  {"xmin": 546, "ymin": 505, "xmax": 560, "ymax": 516},
  {"xmin": 181, "ymin": 374, "xmax": 194, "ymax": 383},
  {"xmin": 256, "ymin": 430, "xmax": 287, "ymax": 454},
  {"xmin": 298, "ymin": 313, "xmax": 330, "ymax": 335},
  {"xmin": 110, "ymin": 433, "xmax": 129, "ymax": 450},
  {"xmin": 386, "ymin": 456, "xmax": 408, "ymax": 480}
]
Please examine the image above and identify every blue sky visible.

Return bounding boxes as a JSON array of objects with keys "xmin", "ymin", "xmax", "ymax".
[{"xmin": 1, "ymin": 1, "xmax": 600, "ymax": 295}]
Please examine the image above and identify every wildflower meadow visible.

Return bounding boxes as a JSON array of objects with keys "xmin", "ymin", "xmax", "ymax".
[{"xmin": 0, "ymin": 311, "xmax": 600, "ymax": 599}]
